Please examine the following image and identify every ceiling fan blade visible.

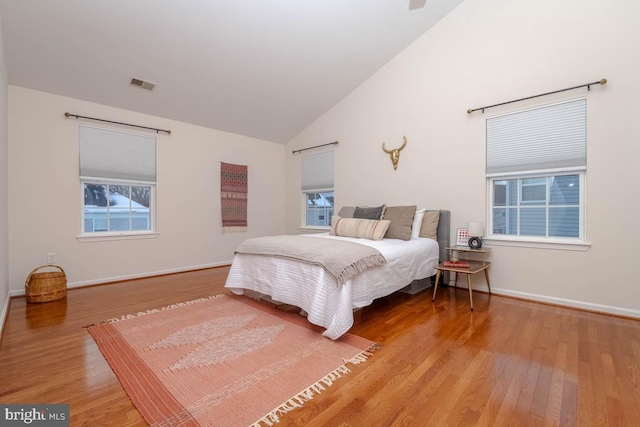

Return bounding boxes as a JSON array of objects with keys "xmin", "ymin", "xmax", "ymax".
[{"xmin": 409, "ymin": 0, "xmax": 427, "ymax": 10}]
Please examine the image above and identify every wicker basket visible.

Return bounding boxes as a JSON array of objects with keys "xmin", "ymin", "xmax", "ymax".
[{"xmin": 25, "ymin": 264, "xmax": 67, "ymax": 303}]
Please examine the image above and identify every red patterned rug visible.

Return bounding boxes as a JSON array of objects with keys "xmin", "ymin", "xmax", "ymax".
[{"xmin": 88, "ymin": 294, "xmax": 378, "ymax": 426}]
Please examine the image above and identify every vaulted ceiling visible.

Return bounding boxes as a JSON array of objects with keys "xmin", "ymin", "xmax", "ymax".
[{"xmin": 0, "ymin": 0, "xmax": 464, "ymax": 143}]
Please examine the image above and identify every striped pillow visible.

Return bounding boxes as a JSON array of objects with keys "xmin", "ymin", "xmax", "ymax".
[{"xmin": 330, "ymin": 216, "xmax": 391, "ymax": 241}]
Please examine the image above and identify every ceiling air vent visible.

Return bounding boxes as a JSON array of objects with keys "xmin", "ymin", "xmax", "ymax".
[{"xmin": 130, "ymin": 78, "xmax": 155, "ymax": 91}]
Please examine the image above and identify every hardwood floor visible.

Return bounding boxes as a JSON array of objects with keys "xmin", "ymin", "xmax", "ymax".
[{"xmin": 1, "ymin": 267, "xmax": 639, "ymax": 426}]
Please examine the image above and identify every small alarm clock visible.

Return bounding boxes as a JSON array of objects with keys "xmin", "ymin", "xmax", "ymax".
[{"xmin": 468, "ymin": 236, "xmax": 483, "ymax": 249}]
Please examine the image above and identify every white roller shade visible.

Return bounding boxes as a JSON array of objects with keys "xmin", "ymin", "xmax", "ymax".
[
  {"xmin": 301, "ymin": 150, "xmax": 334, "ymax": 191},
  {"xmin": 486, "ymin": 98, "xmax": 586, "ymax": 176},
  {"xmin": 79, "ymin": 125, "xmax": 156, "ymax": 183}
]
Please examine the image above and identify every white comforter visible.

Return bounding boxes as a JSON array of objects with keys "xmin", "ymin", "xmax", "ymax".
[{"xmin": 225, "ymin": 234, "xmax": 440, "ymax": 339}]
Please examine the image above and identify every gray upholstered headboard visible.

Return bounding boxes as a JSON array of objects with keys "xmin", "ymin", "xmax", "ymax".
[
  {"xmin": 436, "ymin": 210, "xmax": 450, "ymax": 263},
  {"xmin": 436, "ymin": 210, "xmax": 450, "ymax": 283}
]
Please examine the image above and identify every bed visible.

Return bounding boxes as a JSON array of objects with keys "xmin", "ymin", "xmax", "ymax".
[{"xmin": 225, "ymin": 209, "xmax": 450, "ymax": 339}]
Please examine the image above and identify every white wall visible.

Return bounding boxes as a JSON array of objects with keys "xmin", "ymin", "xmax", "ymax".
[
  {"xmin": 285, "ymin": 0, "xmax": 640, "ymax": 316},
  {"xmin": 0, "ymin": 9, "xmax": 9, "ymax": 332},
  {"xmin": 8, "ymin": 86, "xmax": 285, "ymax": 292}
]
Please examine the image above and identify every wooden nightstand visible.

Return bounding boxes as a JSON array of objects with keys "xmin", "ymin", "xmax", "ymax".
[
  {"xmin": 431, "ymin": 246, "xmax": 492, "ymax": 311},
  {"xmin": 446, "ymin": 246, "xmax": 490, "ymax": 285},
  {"xmin": 446, "ymin": 245, "xmax": 491, "ymax": 259}
]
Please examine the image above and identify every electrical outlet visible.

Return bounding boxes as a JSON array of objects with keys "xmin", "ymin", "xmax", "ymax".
[{"xmin": 47, "ymin": 253, "xmax": 56, "ymax": 264}]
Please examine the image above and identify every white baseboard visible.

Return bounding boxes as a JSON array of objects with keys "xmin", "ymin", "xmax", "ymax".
[
  {"xmin": 7, "ymin": 265, "xmax": 638, "ymax": 321},
  {"xmin": 0, "ymin": 291, "xmax": 11, "ymax": 340},
  {"xmin": 10, "ymin": 261, "xmax": 232, "ymax": 297},
  {"xmin": 466, "ymin": 284, "xmax": 640, "ymax": 319}
]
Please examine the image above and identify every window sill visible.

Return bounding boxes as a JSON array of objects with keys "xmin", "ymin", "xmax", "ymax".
[
  {"xmin": 484, "ymin": 236, "xmax": 590, "ymax": 251},
  {"xmin": 77, "ymin": 231, "xmax": 160, "ymax": 243},
  {"xmin": 299, "ymin": 226, "xmax": 331, "ymax": 234}
]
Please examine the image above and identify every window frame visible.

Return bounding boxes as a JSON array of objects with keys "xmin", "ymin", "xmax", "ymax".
[
  {"xmin": 77, "ymin": 125, "xmax": 158, "ymax": 242},
  {"xmin": 486, "ymin": 170, "xmax": 587, "ymax": 249},
  {"xmin": 484, "ymin": 98, "xmax": 589, "ymax": 250},
  {"xmin": 300, "ymin": 188, "xmax": 334, "ymax": 230},
  {"xmin": 78, "ymin": 178, "xmax": 158, "ymax": 242},
  {"xmin": 299, "ymin": 147, "xmax": 334, "ymax": 230}
]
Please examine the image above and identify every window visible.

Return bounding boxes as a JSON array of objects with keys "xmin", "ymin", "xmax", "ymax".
[
  {"xmin": 486, "ymin": 98, "xmax": 586, "ymax": 242},
  {"xmin": 304, "ymin": 191, "xmax": 334, "ymax": 227},
  {"xmin": 301, "ymin": 150, "xmax": 334, "ymax": 228},
  {"xmin": 491, "ymin": 173, "xmax": 581, "ymax": 238},
  {"xmin": 83, "ymin": 183, "xmax": 152, "ymax": 233},
  {"xmin": 79, "ymin": 126, "xmax": 156, "ymax": 237}
]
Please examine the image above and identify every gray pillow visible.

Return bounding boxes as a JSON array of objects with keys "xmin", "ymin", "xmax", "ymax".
[
  {"xmin": 337, "ymin": 206, "xmax": 356, "ymax": 218},
  {"xmin": 383, "ymin": 205, "xmax": 417, "ymax": 240},
  {"xmin": 353, "ymin": 205, "xmax": 385, "ymax": 220}
]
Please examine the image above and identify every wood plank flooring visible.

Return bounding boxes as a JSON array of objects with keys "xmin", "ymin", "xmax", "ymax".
[{"xmin": 0, "ymin": 267, "xmax": 638, "ymax": 426}]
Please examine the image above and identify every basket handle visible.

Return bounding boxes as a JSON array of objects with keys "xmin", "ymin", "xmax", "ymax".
[{"xmin": 25, "ymin": 264, "xmax": 66, "ymax": 290}]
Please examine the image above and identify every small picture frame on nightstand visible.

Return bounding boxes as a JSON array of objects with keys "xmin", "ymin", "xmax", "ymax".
[{"xmin": 456, "ymin": 228, "xmax": 469, "ymax": 246}]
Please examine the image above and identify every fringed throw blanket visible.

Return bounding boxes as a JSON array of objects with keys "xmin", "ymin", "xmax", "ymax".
[
  {"xmin": 221, "ymin": 162, "xmax": 248, "ymax": 233},
  {"xmin": 235, "ymin": 235, "xmax": 386, "ymax": 285}
]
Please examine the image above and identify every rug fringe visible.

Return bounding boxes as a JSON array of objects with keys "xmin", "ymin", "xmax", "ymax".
[
  {"xmin": 99, "ymin": 293, "xmax": 227, "ymax": 324},
  {"xmin": 250, "ymin": 341, "xmax": 381, "ymax": 427},
  {"xmin": 343, "ymin": 341, "xmax": 382, "ymax": 365}
]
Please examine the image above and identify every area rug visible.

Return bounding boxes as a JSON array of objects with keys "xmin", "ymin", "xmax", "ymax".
[{"xmin": 88, "ymin": 294, "xmax": 378, "ymax": 426}]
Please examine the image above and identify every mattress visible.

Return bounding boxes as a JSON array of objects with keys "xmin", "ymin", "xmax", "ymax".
[{"xmin": 225, "ymin": 233, "xmax": 440, "ymax": 339}]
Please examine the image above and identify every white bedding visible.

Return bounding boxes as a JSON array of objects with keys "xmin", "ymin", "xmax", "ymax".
[{"xmin": 225, "ymin": 233, "xmax": 440, "ymax": 339}]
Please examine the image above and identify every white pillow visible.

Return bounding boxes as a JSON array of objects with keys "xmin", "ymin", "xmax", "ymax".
[{"xmin": 410, "ymin": 208, "xmax": 426, "ymax": 240}]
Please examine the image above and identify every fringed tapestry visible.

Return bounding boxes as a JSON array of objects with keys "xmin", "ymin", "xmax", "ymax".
[{"xmin": 220, "ymin": 162, "xmax": 248, "ymax": 233}]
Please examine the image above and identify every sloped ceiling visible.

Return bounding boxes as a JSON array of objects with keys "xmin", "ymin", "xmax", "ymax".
[{"xmin": 0, "ymin": 0, "xmax": 463, "ymax": 143}]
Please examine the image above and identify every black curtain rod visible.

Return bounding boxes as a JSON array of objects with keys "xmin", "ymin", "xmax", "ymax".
[
  {"xmin": 292, "ymin": 141, "xmax": 338, "ymax": 154},
  {"xmin": 64, "ymin": 112, "xmax": 172, "ymax": 134},
  {"xmin": 467, "ymin": 78, "xmax": 607, "ymax": 114}
]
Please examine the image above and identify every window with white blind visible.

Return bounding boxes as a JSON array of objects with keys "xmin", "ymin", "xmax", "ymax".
[
  {"xmin": 79, "ymin": 125, "xmax": 157, "ymax": 238},
  {"xmin": 301, "ymin": 150, "xmax": 334, "ymax": 228},
  {"xmin": 486, "ymin": 98, "xmax": 586, "ymax": 242}
]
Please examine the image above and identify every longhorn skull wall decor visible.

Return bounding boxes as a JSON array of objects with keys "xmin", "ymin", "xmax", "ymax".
[{"xmin": 382, "ymin": 136, "xmax": 407, "ymax": 170}]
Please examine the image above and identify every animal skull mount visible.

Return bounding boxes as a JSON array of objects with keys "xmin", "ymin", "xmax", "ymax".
[{"xmin": 382, "ymin": 136, "xmax": 407, "ymax": 170}]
